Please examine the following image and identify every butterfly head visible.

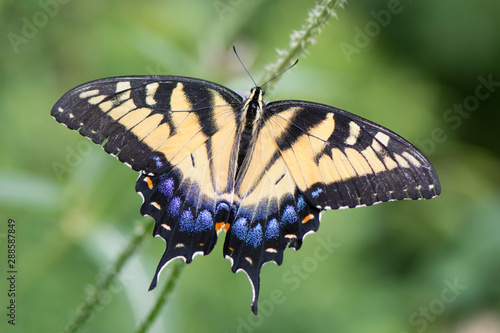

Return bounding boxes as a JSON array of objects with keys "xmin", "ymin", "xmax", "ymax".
[
  {"xmin": 250, "ymin": 86, "xmax": 265, "ymax": 97},
  {"xmin": 241, "ymin": 86, "xmax": 266, "ymax": 129},
  {"xmin": 249, "ymin": 86, "xmax": 265, "ymax": 101},
  {"xmin": 248, "ymin": 86, "xmax": 265, "ymax": 113}
]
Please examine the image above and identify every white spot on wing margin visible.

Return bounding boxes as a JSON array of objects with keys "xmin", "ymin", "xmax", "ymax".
[
  {"xmin": 345, "ymin": 121, "xmax": 361, "ymax": 145},
  {"xmin": 375, "ymin": 132, "xmax": 390, "ymax": 146}
]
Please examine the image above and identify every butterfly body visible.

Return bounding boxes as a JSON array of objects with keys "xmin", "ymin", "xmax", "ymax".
[{"xmin": 52, "ymin": 74, "xmax": 440, "ymax": 314}]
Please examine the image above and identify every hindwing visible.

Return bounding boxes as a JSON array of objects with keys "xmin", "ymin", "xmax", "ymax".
[{"xmin": 225, "ymin": 109, "xmax": 322, "ymax": 313}]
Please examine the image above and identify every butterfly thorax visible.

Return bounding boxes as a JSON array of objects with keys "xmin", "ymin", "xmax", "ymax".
[{"xmin": 236, "ymin": 87, "xmax": 265, "ymax": 171}]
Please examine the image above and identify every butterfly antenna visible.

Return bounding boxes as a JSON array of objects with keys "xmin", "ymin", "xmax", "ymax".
[
  {"xmin": 261, "ymin": 59, "xmax": 299, "ymax": 89},
  {"xmin": 233, "ymin": 45, "xmax": 258, "ymax": 87}
]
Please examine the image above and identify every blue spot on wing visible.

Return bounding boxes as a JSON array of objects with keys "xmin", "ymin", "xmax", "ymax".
[
  {"xmin": 282, "ymin": 205, "xmax": 297, "ymax": 224},
  {"xmin": 195, "ymin": 210, "xmax": 213, "ymax": 232},
  {"xmin": 216, "ymin": 202, "xmax": 230, "ymax": 215},
  {"xmin": 233, "ymin": 217, "xmax": 248, "ymax": 241},
  {"xmin": 246, "ymin": 224, "xmax": 263, "ymax": 248},
  {"xmin": 297, "ymin": 195, "xmax": 307, "ymax": 211},
  {"xmin": 153, "ymin": 156, "xmax": 163, "ymax": 168},
  {"xmin": 265, "ymin": 219, "xmax": 279, "ymax": 240},
  {"xmin": 159, "ymin": 177, "xmax": 175, "ymax": 199},
  {"xmin": 311, "ymin": 187, "xmax": 323, "ymax": 198},
  {"xmin": 168, "ymin": 197, "xmax": 182, "ymax": 217},
  {"xmin": 179, "ymin": 210, "xmax": 194, "ymax": 232}
]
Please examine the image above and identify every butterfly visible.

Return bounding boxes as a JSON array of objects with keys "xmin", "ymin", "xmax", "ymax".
[{"xmin": 51, "ymin": 70, "xmax": 440, "ymax": 314}]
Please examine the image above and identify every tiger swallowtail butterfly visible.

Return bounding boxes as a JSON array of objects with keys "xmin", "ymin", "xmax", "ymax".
[{"xmin": 52, "ymin": 65, "xmax": 440, "ymax": 314}]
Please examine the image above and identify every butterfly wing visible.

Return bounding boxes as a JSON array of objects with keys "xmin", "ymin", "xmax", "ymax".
[
  {"xmin": 52, "ymin": 76, "xmax": 243, "ymax": 174},
  {"xmin": 224, "ymin": 100, "xmax": 440, "ymax": 313},
  {"xmin": 267, "ymin": 100, "xmax": 440, "ymax": 208},
  {"xmin": 52, "ymin": 76, "xmax": 243, "ymax": 288}
]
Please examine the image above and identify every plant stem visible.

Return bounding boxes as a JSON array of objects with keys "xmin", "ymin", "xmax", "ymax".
[
  {"xmin": 61, "ymin": 221, "xmax": 150, "ymax": 333},
  {"xmin": 135, "ymin": 259, "xmax": 185, "ymax": 333},
  {"xmin": 260, "ymin": 0, "xmax": 347, "ymax": 92}
]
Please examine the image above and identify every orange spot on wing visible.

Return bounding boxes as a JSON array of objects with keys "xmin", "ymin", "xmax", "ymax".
[
  {"xmin": 302, "ymin": 214, "xmax": 315, "ymax": 223},
  {"xmin": 215, "ymin": 222, "xmax": 231, "ymax": 233},
  {"xmin": 199, "ymin": 243, "xmax": 204, "ymax": 247},
  {"xmin": 145, "ymin": 176, "xmax": 153, "ymax": 189},
  {"xmin": 216, "ymin": 222, "xmax": 225, "ymax": 232}
]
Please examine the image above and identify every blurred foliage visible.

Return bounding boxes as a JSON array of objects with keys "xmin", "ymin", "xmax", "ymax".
[{"xmin": 1, "ymin": 0, "xmax": 500, "ymax": 332}]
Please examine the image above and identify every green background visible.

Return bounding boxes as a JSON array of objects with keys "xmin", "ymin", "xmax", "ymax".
[{"xmin": 1, "ymin": 0, "xmax": 500, "ymax": 332}]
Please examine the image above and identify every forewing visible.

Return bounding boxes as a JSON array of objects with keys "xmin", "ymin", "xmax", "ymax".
[
  {"xmin": 268, "ymin": 100, "xmax": 441, "ymax": 209},
  {"xmin": 51, "ymin": 75, "xmax": 243, "ymax": 175}
]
